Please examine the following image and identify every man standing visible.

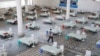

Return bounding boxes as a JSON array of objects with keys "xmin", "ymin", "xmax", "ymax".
[{"xmin": 47, "ymin": 29, "xmax": 54, "ymax": 43}]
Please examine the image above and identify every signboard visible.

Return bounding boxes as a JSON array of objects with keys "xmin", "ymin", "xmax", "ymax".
[{"xmin": 59, "ymin": 0, "xmax": 78, "ymax": 8}]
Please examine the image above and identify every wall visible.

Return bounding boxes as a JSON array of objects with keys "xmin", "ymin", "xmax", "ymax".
[
  {"xmin": 0, "ymin": 0, "xmax": 100, "ymax": 13},
  {"xmin": 35, "ymin": 0, "xmax": 60, "ymax": 7},
  {"xmin": 34, "ymin": 0, "xmax": 52, "ymax": 7},
  {"xmin": 78, "ymin": 0, "xmax": 100, "ymax": 13},
  {"xmin": 0, "ymin": 0, "xmax": 25, "ymax": 8},
  {"xmin": 0, "ymin": 0, "xmax": 14, "ymax": 2},
  {"xmin": 0, "ymin": 1, "xmax": 16, "ymax": 8},
  {"xmin": 33, "ymin": 0, "xmax": 100, "ymax": 12},
  {"xmin": 0, "ymin": 0, "xmax": 33, "ymax": 8}
]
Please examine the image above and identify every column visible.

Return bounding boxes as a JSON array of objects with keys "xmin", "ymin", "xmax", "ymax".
[
  {"xmin": 32, "ymin": 0, "xmax": 34, "ymax": 5},
  {"xmin": 66, "ymin": 0, "xmax": 71, "ymax": 19},
  {"xmin": 16, "ymin": 0, "xmax": 24, "ymax": 37},
  {"xmin": 31, "ymin": 0, "xmax": 33, "ymax": 5},
  {"xmin": 25, "ymin": 0, "xmax": 28, "ymax": 12}
]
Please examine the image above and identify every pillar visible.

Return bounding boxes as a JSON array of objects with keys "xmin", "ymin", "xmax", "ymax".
[
  {"xmin": 31, "ymin": 0, "xmax": 33, "ymax": 5},
  {"xmin": 66, "ymin": 0, "xmax": 71, "ymax": 19},
  {"xmin": 16, "ymin": 0, "xmax": 24, "ymax": 37},
  {"xmin": 32, "ymin": 0, "xmax": 34, "ymax": 6},
  {"xmin": 25, "ymin": 0, "xmax": 28, "ymax": 12}
]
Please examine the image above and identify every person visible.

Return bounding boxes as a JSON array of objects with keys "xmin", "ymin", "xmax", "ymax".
[{"xmin": 47, "ymin": 29, "xmax": 54, "ymax": 43}]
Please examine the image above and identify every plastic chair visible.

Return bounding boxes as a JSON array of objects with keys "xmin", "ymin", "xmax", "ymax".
[
  {"xmin": 65, "ymin": 35, "xmax": 69, "ymax": 40},
  {"xmin": 81, "ymin": 31, "xmax": 86, "ymax": 35},
  {"xmin": 31, "ymin": 34, "xmax": 37, "ymax": 47},
  {"xmin": 31, "ymin": 34, "xmax": 35, "ymax": 39},
  {"xmin": 8, "ymin": 27, "xmax": 13, "ymax": 37},
  {"xmin": 81, "ymin": 29, "xmax": 86, "ymax": 35},
  {"xmin": 85, "ymin": 50, "xmax": 91, "ymax": 56},
  {"xmin": 60, "ymin": 45, "xmax": 64, "ymax": 56},
  {"xmin": 52, "ymin": 42, "xmax": 57, "ymax": 48},
  {"xmin": 39, "ymin": 48, "xmax": 43, "ymax": 53},
  {"xmin": 8, "ymin": 27, "xmax": 12, "ymax": 32},
  {"xmin": 96, "ymin": 25, "xmax": 99, "ymax": 28},
  {"xmin": 58, "ymin": 27, "xmax": 61, "ymax": 31},
  {"xmin": 76, "ymin": 30, "xmax": 81, "ymax": 34},
  {"xmin": 39, "ymin": 48, "xmax": 43, "ymax": 56},
  {"xmin": 82, "ymin": 17, "xmax": 85, "ymax": 20},
  {"xmin": 60, "ymin": 45, "xmax": 64, "ymax": 53}
]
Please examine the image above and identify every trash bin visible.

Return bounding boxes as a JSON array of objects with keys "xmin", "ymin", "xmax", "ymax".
[{"xmin": 96, "ymin": 40, "xmax": 100, "ymax": 48}]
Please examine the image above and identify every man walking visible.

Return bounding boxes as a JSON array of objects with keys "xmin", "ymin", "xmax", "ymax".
[{"xmin": 47, "ymin": 29, "xmax": 54, "ymax": 43}]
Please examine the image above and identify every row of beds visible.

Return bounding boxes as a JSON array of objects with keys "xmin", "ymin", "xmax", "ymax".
[
  {"xmin": 0, "ymin": 7, "xmax": 99, "ymax": 24},
  {"xmin": 0, "ymin": 8, "xmax": 99, "ymax": 38},
  {"xmin": 17, "ymin": 18, "xmax": 100, "ymax": 56},
  {"xmin": 0, "ymin": 6, "xmax": 79, "ymax": 24},
  {"xmin": 18, "ymin": 14, "xmax": 100, "ymax": 56},
  {"xmin": 0, "ymin": 6, "xmax": 100, "ymax": 56}
]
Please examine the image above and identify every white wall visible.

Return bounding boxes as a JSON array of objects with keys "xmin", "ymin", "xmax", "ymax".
[
  {"xmin": 0, "ymin": 0, "xmax": 100, "ymax": 13},
  {"xmin": 0, "ymin": 0, "xmax": 33, "ymax": 8},
  {"xmin": 34, "ymin": 0, "xmax": 59, "ymax": 7},
  {"xmin": 33, "ymin": 0, "xmax": 100, "ymax": 12},
  {"xmin": 0, "ymin": 0, "xmax": 14, "ymax": 2},
  {"xmin": 78, "ymin": 0, "xmax": 100, "ymax": 13},
  {"xmin": 34, "ymin": 0, "xmax": 50, "ymax": 7},
  {"xmin": 0, "ymin": 1, "xmax": 16, "ymax": 8}
]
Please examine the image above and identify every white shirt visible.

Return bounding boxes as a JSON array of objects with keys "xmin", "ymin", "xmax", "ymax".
[{"xmin": 48, "ymin": 30, "xmax": 53, "ymax": 36}]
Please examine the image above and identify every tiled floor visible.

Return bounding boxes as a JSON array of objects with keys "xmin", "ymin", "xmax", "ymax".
[{"xmin": 0, "ymin": 8, "xmax": 100, "ymax": 56}]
